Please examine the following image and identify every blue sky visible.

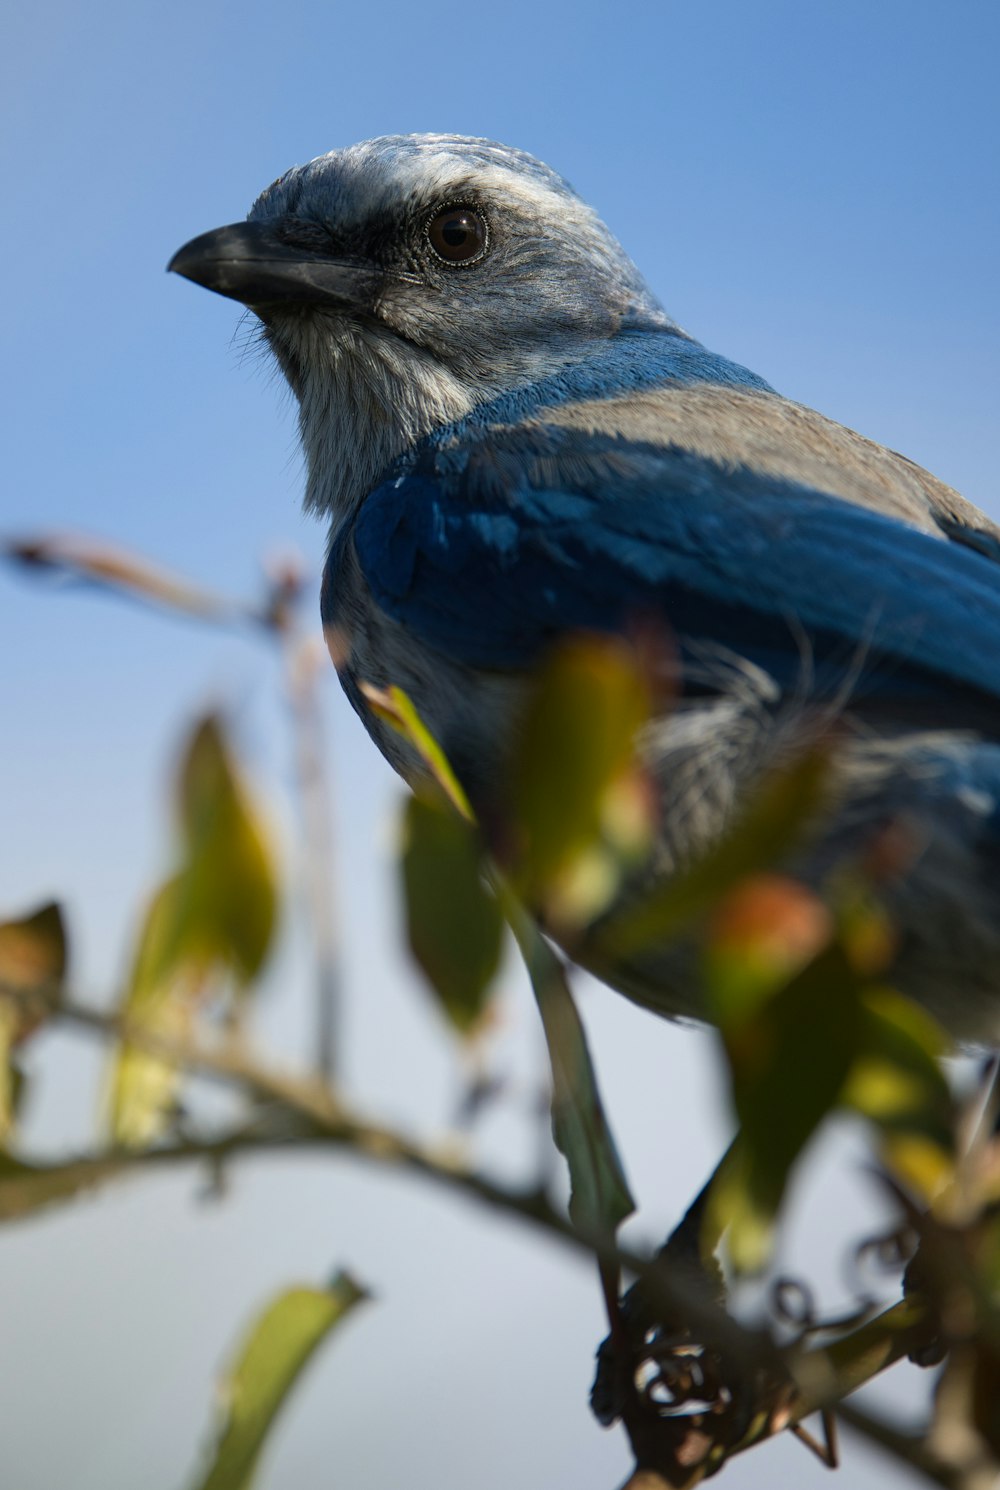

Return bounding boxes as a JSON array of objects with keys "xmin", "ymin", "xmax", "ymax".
[{"xmin": 2, "ymin": 3, "xmax": 998, "ymax": 1487}]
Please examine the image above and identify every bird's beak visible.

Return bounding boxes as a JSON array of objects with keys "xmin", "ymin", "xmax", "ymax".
[{"xmin": 168, "ymin": 220, "xmax": 380, "ymax": 312}]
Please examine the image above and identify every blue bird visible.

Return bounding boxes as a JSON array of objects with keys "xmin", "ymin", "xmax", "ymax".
[{"xmin": 170, "ymin": 134, "xmax": 1000, "ymax": 1039}]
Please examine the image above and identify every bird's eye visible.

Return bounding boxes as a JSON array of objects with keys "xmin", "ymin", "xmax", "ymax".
[{"xmin": 426, "ymin": 205, "xmax": 489, "ymax": 265}]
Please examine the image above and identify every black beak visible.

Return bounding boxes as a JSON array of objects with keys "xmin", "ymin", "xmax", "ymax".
[{"xmin": 168, "ymin": 220, "xmax": 380, "ymax": 311}]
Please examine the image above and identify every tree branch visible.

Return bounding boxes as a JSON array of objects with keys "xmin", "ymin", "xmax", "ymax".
[{"xmin": 4, "ymin": 983, "xmax": 935, "ymax": 1485}]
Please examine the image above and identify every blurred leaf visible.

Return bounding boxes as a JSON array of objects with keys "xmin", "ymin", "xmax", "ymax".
[
  {"xmin": 359, "ymin": 682, "xmax": 473, "ymax": 820},
  {"xmin": 109, "ymin": 717, "xmax": 278, "ymax": 1146},
  {"xmin": 705, "ymin": 875, "xmax": 833, "ymax": 1027},
  {"xmin": 706, "ymin": 875, "xmax": 958, "ymax": 1268},
  {"xmin": 189, "ymin": 1274, "xmax": 368, "ymax": 1490},
  {"xmin": 593, "ymin": 743, "xmax": 831, "ymax": 960},
  {"xmin": 0, "ymin": 901, "xmax": 67, "ymax": 1140},
  {"xmin": 706, "ymin": 879, "xmax": 864, "ymax": 1271},
  {"xmin": 0, "ymin": 1149, "xmax": 126, "ymax": 1223},
  {"xmin": 508, "ymin": 636, "xmax": 653, "ymax": 926},
  {"xmin": 844, "ymin": 989, "xmax": 955, "ymax": 1201},
  {"xmin": 503, "ymin": 889, "xmax": 634, "ymax": 1237},
  {"xmin": 836, "ymin": 889, "xmax": 899, "ymax": 977},
  {"xmin": 109, "ymin": 880, "xmax": 200, "ymax": 1147},
  {"xmin": 401, "ymin": 796, "xmax": 504, "ymax": 1036},
  {"xmin": 172, "ymin": 718, "xmax": 278, "ymax": 984}
]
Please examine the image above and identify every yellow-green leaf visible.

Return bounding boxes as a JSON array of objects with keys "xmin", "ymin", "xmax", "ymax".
[
  {"xmin": 401, "ymin": 796, "xmax": 504, "ymax": 1036},
  {"xmin": 706, "ymin": 881, "xmax": 956, "ymax": 1269},
  {"xmin": 707, "ymin": 917, "xmax": 866, "ymax": 1272},
  {"xmin": 843, "ymin": 988, "xmax": 955, "ymax": 1200},
  {"xmin": 108, "ymin": 717, "xmax": 278, "ymax": 1147},
  {"xmin": 705, "ymin": 875, "xmax": 833, "ymax": 1027},
  {"xmin": 172, "ymin": 717, "xmax": 278, "ymax": 986},
  {"xmin": 189, "ymin": 1275, "xmax": 368, "ymax": 1490},
  {"xmin": 108, "ymin": 879, "xmax": 200, "ymax": 1147},
  {"xmin": 359, "ymin": 682, "xmax": 473, "ymax": 820}
]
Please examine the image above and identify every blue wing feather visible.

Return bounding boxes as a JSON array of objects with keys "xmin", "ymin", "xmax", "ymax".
[{"xmin": 345, "ymin": 440, "xmax": 1000, "ymax": 726}]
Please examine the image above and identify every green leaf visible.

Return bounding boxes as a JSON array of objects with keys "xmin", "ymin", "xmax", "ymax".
[
  {"xmin": 171, "ymin": 717, "xmax": 278, "ymax": 986},
  {"xmin": 0, "ymin": 901, "xmax": 67, "ymax": 1139},
  {"xmin": 843, "ymin": 987, "xmax": 955, "ymax": 1200},
  {"xmin": 502, "ymin": 886, "xmax": 634, "ymax": 1237},
  {"xmin": 108, "ymin": 717, "xmax": 278, "ymax": 1146},
  {"xmin": 350, "ymin": 681, "xmax": 632, "ymax": 1232},
  {"xmin": 108, "ymin": 880, "xmax": 196, "ymax": 1147},
  {"xmin": 189, "ymin": 1274, "xmax": 368, "ymax": 1490},
  {"xmin": 705, "ymin": 876, "xmax": 957, "ymax": 1268},
  {"xmin": 362, "ymin": 679, "xmax": 631, "ymax": 1226},
  {"xmin": 401, "ymin": 796, "xmax": 504, "ymax": 1036},
  {"xmin": 0, "ymin": 1149, "xmax": 124, "ymax": 1224},
  {"xmin": 705, "ymin": 881, "xmax": 865, "ymax": 1271},
  {"xmin": 704, "ymin": 875, "xmax": 834, "ymax": 1029},
  {"xmin": 592, "ymin": 743, "xmax": 831, "ymax": 961},
  {"xmin": 507, "ymin": 636, "xmax": 653, "ymax": 925}
]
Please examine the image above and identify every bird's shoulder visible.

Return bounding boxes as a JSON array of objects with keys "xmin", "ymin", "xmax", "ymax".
[
  {"xmin": 424, "ymin": 341, "xmax": 994, "ymax": 552},
  {"xmin": 334, "ymin": 341, "xmax": 1000, "ymax": 725}
]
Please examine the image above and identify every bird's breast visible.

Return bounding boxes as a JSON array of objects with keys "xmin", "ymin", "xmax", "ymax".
[{"xmin": 322, "ymin": 525, "xmax": 528, "ymax": 800}]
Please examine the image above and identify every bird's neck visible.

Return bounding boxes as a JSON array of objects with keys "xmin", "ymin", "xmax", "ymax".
[
  {"xmin": 294, "ymin": 323, "xmax": 757, "ymax": 545},
  {"xmin": 440, "ymin": 330, "xmax": 773, "ymax": 443},
  {"xmin": 295, "ymin": 322, "xmax": 477, "ymax": 542}
]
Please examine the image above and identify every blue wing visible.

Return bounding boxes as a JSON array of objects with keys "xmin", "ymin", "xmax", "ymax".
[{"xmin": 343, "ymin": 433, "xmax": 1000, "ymax": 731}]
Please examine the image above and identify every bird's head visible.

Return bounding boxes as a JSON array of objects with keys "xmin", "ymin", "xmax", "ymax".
[{"xmin": 170, "ymin": 133, "xmax": 673, "ymax": 527}]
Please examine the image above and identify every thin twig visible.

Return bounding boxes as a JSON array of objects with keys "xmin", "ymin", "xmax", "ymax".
[
  {"xmin": 281, "ymin": 627, "xmax": 342, "ymax": 1085},
  {"xmin": 2, "ymin": 532, "xmax": 263, "ymax": 628},
  {"xmin": 789, "ymin": 1410, "xmax": 839, "ymax": 1470},
  {"xmin": 837, "ymin": 1400, "xmax": 964, "ymax": 1489},
  {"xmin": 789, "ymin": 1299, "xmax": 923, "ymax": 1417},
  {"xmin": 49, "ymin": 993, "xmax": 342, "ymax": 1125}
]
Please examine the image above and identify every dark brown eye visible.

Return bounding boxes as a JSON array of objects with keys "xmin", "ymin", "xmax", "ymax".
[{"xmin": 426, "ymin": 205, "xmax": 489, "ymax": 265}]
